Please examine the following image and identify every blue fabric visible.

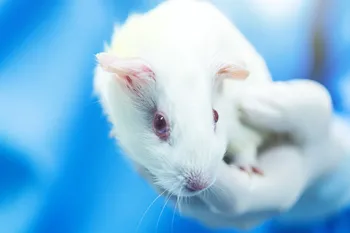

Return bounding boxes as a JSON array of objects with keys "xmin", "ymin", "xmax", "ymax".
[{"xmin": 0, "ymin": 0, "xmax": 349, "ymax": 232}]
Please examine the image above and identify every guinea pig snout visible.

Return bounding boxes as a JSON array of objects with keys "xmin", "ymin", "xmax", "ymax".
[{"xmin": 184, "ymin": 171, "xmax": 211, "ymax": 193}]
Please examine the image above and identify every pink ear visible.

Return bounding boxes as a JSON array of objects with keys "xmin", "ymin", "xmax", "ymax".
[
  {"xmin": 96, "ymin": 52, "xmax": 155, "ymax": 93},
  {"xmin": 216, "ymin": 63, "xmax": 250, "ymax": 80}
]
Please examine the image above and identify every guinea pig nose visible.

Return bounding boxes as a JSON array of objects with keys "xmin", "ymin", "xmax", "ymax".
[
  {"xmin": 185, "ymin": 176, "xmax": 209, "ymax": 192},
  {"xmin": 185, "ymin": 180, "xmax": 207, "ymax": 192}
]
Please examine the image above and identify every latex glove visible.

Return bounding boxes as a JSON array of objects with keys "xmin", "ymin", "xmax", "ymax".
[{"xmin": 177, "ymin": 79, "xmax": 343, "ymax": 230}]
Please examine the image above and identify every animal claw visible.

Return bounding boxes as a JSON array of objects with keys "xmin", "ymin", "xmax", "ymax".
[
  {"xmin": 252, "ymin": 166, "xmax": 264, "ymax": 176},
  {"xmin": 238, "ymin": 165, "xmax": 264, "ymax": 176}
]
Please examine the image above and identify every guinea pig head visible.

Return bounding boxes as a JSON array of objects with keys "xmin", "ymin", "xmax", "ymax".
[{"xmin": 95, "ymin": 53, "xmax": 248, "ymax": 197}]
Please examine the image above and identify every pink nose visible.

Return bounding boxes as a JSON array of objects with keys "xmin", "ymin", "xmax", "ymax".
[{"xmin": 185, "ymin": 179, "xmax": 208, "ymax": 192}]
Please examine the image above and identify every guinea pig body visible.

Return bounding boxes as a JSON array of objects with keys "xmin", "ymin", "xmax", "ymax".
[{"xmin": 94, "ymin": 0, "xmax": 271, "ymax": 197}]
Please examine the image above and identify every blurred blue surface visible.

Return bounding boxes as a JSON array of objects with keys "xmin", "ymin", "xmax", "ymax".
[{"xmin": 0, "ymin": 0, "xmax": 349, "ymax": 232}]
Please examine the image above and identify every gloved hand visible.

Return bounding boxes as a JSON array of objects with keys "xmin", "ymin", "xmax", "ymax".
[{"xmin": 175, "ymin": 79, "xmax": 346, "ymax": 230}]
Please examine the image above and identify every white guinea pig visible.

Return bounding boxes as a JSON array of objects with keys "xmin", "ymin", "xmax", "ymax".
[{"xmin": 93, "ymin": 0, "xmax": 272, "ymax": 197}]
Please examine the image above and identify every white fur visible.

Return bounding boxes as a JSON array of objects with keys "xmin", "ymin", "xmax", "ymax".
[{"xmin": 93, "ymin": 0, "xmax": 271, "ymax": 196}]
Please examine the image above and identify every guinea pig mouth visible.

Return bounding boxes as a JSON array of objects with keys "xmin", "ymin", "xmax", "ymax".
[
  {"xmin": 159, "ymin": 178, "xmax": 215, "ymax": 198},
  {"xmin": 184, "ymin": 179, "xmax": 212, "ymax": 195},
  {"xmin": 139, "ymin": 167, "xmax": 214, "ymax": 197},
  {"xmin": 158, "ymin": 185, "xmax": 210, "ymax": 199}
]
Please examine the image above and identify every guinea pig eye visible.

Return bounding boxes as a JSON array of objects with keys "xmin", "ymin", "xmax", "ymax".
[
  {"xmin": 213, "ymin": 109, "xmax": 219, "ymax": 123},
  {"xmin": 153, "ymin": 112, "xmax": 170, "ymax": 140}
]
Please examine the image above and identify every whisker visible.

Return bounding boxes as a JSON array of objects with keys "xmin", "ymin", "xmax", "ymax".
[
  {"xmin": 156, "ymin": 195, "xmax": 169, "ymax": 233},
  {"xmin": 205, "ymin": 189, "xmax": 214, "ymax": 210},
  {"xmin": 184, "ymin": 195, "xmax": 189, "ymax": 207},
  {"xmin": 136, "ymin": 190, "xmax": 167, "ymax": 232},
  {"xmin": 211, "ymin": 183, "xmax": 226, "ymax": 202},
  {"xmin": 156, "ymin": 191, "xmax": 173, "ymax": 233},
  {"xmin": 171, "ymin": 194, "xmax": 180, "ymax": 233},
  {"xmin": 209, "ymin": 187, "xmax": 219, "ymax": 202},
  {"xmin": 208, "ymin": 183, "xmax": 231, "ymax": 213},
  {"xmin": 177, "ymin": 195, "xmax": 183, "ymax": 213}
]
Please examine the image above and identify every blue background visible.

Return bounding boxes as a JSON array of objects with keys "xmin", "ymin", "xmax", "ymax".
[{"xmin": 0, "ymin": 0, "xmax": 349, "ymax": 232}]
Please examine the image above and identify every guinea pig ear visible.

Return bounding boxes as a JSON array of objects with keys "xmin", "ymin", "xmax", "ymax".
[
  {"xmin": 96, "ymin": 52, "xmax": 155, "ymax": 94},
  {"xmin": 215, "ymin": 63, "xmax": 250, "ymax": 81}
]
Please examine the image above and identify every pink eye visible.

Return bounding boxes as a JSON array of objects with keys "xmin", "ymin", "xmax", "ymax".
[
  {"xmin": 213, "ymin": 109, "xmax": 219, "ymax": 123},
  {"xmin": 153, "ymin": 112, "xmax": 170, "ymax": 140}
]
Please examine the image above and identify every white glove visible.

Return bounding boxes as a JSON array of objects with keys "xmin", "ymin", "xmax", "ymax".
[{"xmin": 177, "ymin": 79, "xmax": 344, "ymax": 230}]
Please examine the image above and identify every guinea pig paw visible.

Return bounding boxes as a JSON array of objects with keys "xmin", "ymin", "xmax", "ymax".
[
  {"xmin": 237, "ymin": 165, "xmax": 264, "ymax": 176},
  {"xmin": 251, "ymin": 166, "xmax": 264, "ymax": 176}
]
